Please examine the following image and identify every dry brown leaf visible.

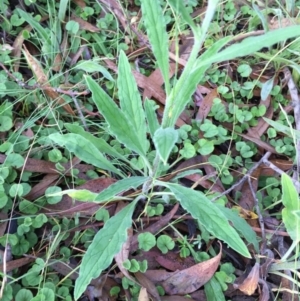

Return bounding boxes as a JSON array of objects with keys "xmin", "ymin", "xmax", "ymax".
[
  {"xmin": 0, "ymin": 256, "xmax": 35, "ymax": 273},
  {"xmin": 234, "ymin": 262, "xmax": 259, "ymax": 295},
  {"xmin": 135, "ymin": 272, "xmax": 161, "ymax": 300},
  {"xmin": 114, "ymin": 228, "xmax": 137, "ymax": 283},
  {"xmin": 52, "ymin": 53, "xmax": 62, "ymax": 72},
  {"xmin": 0, "ymin": 154, "xmax": 91, "ymax": 177},
  {"xmin": 72, "ymin": 0, "xmax": 86, "ymax": 8},
  {"xmin": 138, "ymin": 287, "xmax": 150, "ymax": 301},
  {"xmin": 196, "ymin": 88, "xmax": 218, "ymax": 121},
  {"xmin": 70, "ymin": 15, "xmax": 100, "ymax": 32},
  {"xmin": 155, "ymin": 252, "xmax": 195, "ymax": 271},
  {"xmin": 12, "ymin": 16, "xmax": 49, "ymax": 72},
  {"xmin": 269, "ymin": 18, "xmax": 300, "ymax": 30},
  {"xmin": 162, "ymin": 244, "xmax": 222, "ymax": 295},
  {"xmin": 232, "ymin": 206, "xmax": 258, "ymax": 220},
  {"xmin": 144, "ymin": 269, "xmax": 178, "ymax": 283},
  {"xmin": 22, "ymin": 45, "xmax": 75, "ymax": 115}
]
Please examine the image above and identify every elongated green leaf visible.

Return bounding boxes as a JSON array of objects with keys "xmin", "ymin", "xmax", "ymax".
[
  {"xmin": 140, "ymin": 0, "xmax": 170, "ymax": 94},
  {"xmin": 263, "ymin": 117, "xmax": 300, "ymax": 139},
  {"xmin": 74, "ymin": 198, "xmax": 138, "ymax": 300},
  {"xmin": 261, "ymin": 76, "xmax": 274, "ymax": 101},
  {"xmin": 74, "ymin": 60, "xmax": 114, "ymax": 81},
  {"xmin": 85, "ymin": 75, "xmax": 146, "ymax": 157},
  {"xmin": 118, "ymin": 51, "xmax": 147, "ymax": 153},
  {"xmin": 203, "ymin": 26, "xmax": 300, "ymax": 65},
  {"xmin": 281, "ymin": 173, "xmax": 300, "ymax": 242},
  {"xmin": 144, "ymin": 99, "xmax": 160, "ymax": 138},
  {"xmin": 153, "ymin": 127, "xmax": 178, "ymax": 165},
  {"xmin": 216, "ymin": 204, "xmax": 259, "ymax": 252},
  {"xmin": 50, "ymin": 189, "xmax": 98, "ymax": 201},
  {"xmin": 201, "ymin": 0, "xmax": 220, "ymax": 40},
  {"xmin": 160, "ymin": 182, "xmax": 250, "ymax": 257},
  {"xmin": 162, "ymin": 36, "xmax": 232, "ymax": 128},
  {"xmin": 94, "ymin": 177, "xmax": 148, "ymax": 202},
  {"xmin": 48, "ymin": 133, "xmax": 123, "ymax": 177},
  {"xmin": 204, "ymin": 276, "xmax": 226, "ymax": 301},
  {"xmin": 58, "ymin": 0, "xmax": 69, "ymax": 22},
  {"xmin": 64, "ymin": 123, "xmax": 130, "ymax": 163},
  {"xmin": 17, "ymin": 9, "xmax": 50, "ymax": 44}
]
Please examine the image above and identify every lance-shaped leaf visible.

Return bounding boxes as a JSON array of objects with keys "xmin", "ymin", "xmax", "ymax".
[
  {"xmin": 153, "ymin": 127, "xmax": 178, "ymax": 165},
  {"xmin": 94, "ymin": 177, "xmax": 148, "ymax": 202},
  {"xmin": 48, "ymin": 133, "xmax": 123, "ymax": 177},
  {"xmin": 281, "ymin": 173, "xmax": 300, "ymax": 242},
  {"xmin": 74, "ymin": 198, "xmax": 138, "ymax": 300},
  {"xmin": 202, "ymin": 25, "xmax": 300, "ymax": 65},
  {"xmin": 162, "ymin": 36, "xmax": 232, "ymax": 128},
  {"xmin": 64, "ymin": 123, "xmax": 132, "ymax": 165},
  {"xmin": 118, "ymin": 51, "xmax": 147, "ymax": 153},
  {"xmin": 144, "ymin": 99, "xmax": 160, "ymax": 138},
  {"xmin": 159, "ymin": 182, "xmax": 251, "ymax": 258},
  {"xmin": 140, "ymin": 0, "xmax": 170, "ymax": 94},
  {"xmin": 85, "ymin": 75, "xmax": 146, "ymax": 157}
]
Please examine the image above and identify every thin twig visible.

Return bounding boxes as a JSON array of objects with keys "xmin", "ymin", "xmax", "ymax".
[
  {"xmin": 262, "ymin": 158, "xmax": 300, "ymax": 191},
  {"xmin": 211, "ymin": 151, "xmax": 272, "ymax": 202}
]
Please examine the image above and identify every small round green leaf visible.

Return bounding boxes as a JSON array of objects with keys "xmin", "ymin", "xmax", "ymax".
[
  {"xmin": 15, "ymin": 288, "xmax": 33, "ymax": 301},
  {"xmin": 156, "ymin": 235, "xmax": 175, "ymax": 254},
  {"xmin": 138, "ymin": 232, "xmax": 156, "ymax": 251},
  {"xmin": 0, "ymin": 116, "xmax": 13, "ymax": 132},
  {"xmin": 45, "ymin": 186, "xmax": 62, "ymax": 204}
]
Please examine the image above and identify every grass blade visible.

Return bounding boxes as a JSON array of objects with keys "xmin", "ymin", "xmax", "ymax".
[{"xmin": 204, "ymin": 26, "xmax": 300, "ymax": 65}]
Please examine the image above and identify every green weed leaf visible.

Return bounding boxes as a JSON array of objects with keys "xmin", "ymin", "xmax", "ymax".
[
  {"xmin": 162, "ymin": 36, "xmax": 232, "ymax": 128},
  {"xmin": 58, "ymin": 0, "xmax": 69, "ymax": 22},
  {"xmin": 118, "ymin": 50, "xmax": 147, "ymax": 153},
  {"xmin": 204, "ymin": 26, "xmax": 300, "ymax": 65},
  {"xmin": 204, "ymin": 276, "xmax": 226, "ymax": 301},
  {"xmin": 64, "ymin": 123, "xmax": 132, "ymax": 165},
  {"xmin": 216, "ymin": 204, "xmax": 259, "ymax": 252},
  {"xmin": 74, "ymin": 60, "xmax": 114, "ymax": 81},
  {"xmin": 140, "ymin": 0, "xmax": 170, "ymax": 94},
  {"xmin": 153, "ymin": 127, "xmax": 178, "ymax": 165},
  {"xmin": 49, "ymin": 133, "xmax": 123, "ymax": 177},
  {"xmin": 263, "ymin": 117, "xmax": 300, "ymax": 139},
  {"xmin": 144, "ymin": 99, "xmax": 160, "ymax": 138},
  {"xmin": 94, "ymin": 177, "xmax": 148, "ymax": 202},
  {"xmin": 74, "ymin": 198, "xmax": 138, "ymax": 300},
  {"xmin": 162, "ymin": 182, "xmax": 251, "ymax": 257},
  {"xmin": 281, "ymin": 173, "xmax": 300, "ymax": 242},
  {"xmin": 85, "ymin": 76, "xmax": 146, "ymax": 157}
]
